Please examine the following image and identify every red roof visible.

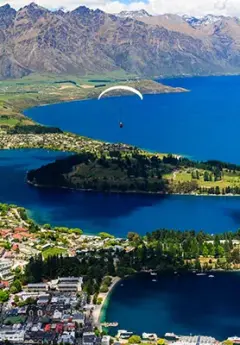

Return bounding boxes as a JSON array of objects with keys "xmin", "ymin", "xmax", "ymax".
[
  {"xmin": 14, "ymin": 227, "xmax": 28, "ymax": 232},
  {"xmin": 44, "ymin": 324, "xmax": 51, "ymax": 332},
  {"xmin": 13, "ymin": 234, "xmax": 23, "ymax": 240},
  {"xmin": 12, "ymin": 244, "xmax": 19, "ymax": 251},
  {"xmin": 56, "ymin": 323, "xmax": 63, "ymax": 333}
]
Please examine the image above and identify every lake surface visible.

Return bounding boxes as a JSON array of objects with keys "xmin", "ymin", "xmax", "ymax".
[
  {"xmin": 1, "ymin": 75, "xmax": 239, "ymax": 235},
  {"xmin": 104, "ymin": 272, "xmax": 240, "ymax": 339},
  {"xmin": 25, "ymin": 75, "xmax": 240, "ymax": 163}
]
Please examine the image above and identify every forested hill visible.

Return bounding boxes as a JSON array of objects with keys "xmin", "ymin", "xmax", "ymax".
[
  {"xmin": 27, "ymin": 149, "xmax": 172, "ymax": 193},
  {"xmin": 27, "ymin": 149, "xmax": 240, "ymax": 195}
]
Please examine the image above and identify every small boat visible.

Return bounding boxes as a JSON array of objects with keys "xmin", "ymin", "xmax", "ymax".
[
  {"xmin": 208, "ymin": 275, "xmax": 215, "ymax": 278},
  {"xmin": 150, "ymin": 272, "xmax": 157, "ymax": 276},
  {"xmin": 174, "ymin": 271, "xmax": 177, "ymax": 274},
  {"xmin": 121, "ymin": 284, "xmax": 124, "ymax": 287},
  {"xmin": 196, "ymin": 273, "xmax": 207, "ymax": 276},
  {"xmin": 152, "ymin": 279, "xmax": 157, "ymax": 282}
]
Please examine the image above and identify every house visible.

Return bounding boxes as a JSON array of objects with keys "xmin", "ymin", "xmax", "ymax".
[
  {"xmin": 59, "ymin": 331, "xmax": 75, "ymax": 345},
  {"xmin": 72, "ymin": 312, "xmax": 84, "ymax": 325},
  {"xmin": 14, "ymin": 227, "xmax": 28, "ymax": 232},
  {"xmin": 37, "ymin": 294, "xmax": 49, "ymax": 305},
  {"xmin": 83, "ymin": 332, "xmax": 97, "ymax": 345},
  {"xmin": 52, "ymin": 310, "xmax": 62, "ymax": 321}
]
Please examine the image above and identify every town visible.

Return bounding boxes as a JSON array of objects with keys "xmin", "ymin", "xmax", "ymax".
[{"xmin": 0, "ymin": 203, "xmax": 240, "ymax": 344}]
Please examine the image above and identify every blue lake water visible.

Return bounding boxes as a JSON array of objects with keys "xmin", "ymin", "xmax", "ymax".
[
  {"xmin": 1, "ymin": 149, "xmax": 240, "ymax": 234},
  {"xmin": 104, "ymin": 272, "xmax": 240, "ymax": 340},
  {"xmin": 25, "ymin": 75, "xmax": 240, "ymax": 163},
  {"xmin": 0, "ymin": 75, "xmax": 238, "ymax": 235}
]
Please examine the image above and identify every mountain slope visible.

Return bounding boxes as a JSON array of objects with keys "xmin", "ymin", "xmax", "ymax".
[{"xmin": 1, "ymin": 3, "xmax": 240, "ymax": 78}]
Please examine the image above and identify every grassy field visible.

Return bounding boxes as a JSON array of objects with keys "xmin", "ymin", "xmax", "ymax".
[
  {"xmin": 42, "ymin": 247, "xmax": 67, "ymax": 259},
  {"xmin": 165, "ymin": 168, "xmax": 240, "ymax": 190}
]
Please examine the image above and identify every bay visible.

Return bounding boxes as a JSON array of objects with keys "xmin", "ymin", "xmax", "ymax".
[{"xmin": 104, "ymin": 272, "xmax": 240, "ymax": 340}]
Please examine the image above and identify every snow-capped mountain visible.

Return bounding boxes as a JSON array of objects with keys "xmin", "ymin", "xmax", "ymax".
[
  {"xmin": 182, "ymin": 14, "xmax": 225, "ymax": 27},
  {"xmin": 117, "ymin": 9, "xmax": 151, "ymax": 19}
]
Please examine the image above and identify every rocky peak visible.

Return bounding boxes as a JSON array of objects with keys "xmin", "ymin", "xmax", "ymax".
[
  {"xmin": 19, "ymin": 2, "xmax": 49, "ymax": 19},
  {"xmin": 0, "ymin": 3, "xmax": 16, "ymax": 29},
  {"xmin": 117, "ymin": 9, "xmax": 151, "ymax": 19}
]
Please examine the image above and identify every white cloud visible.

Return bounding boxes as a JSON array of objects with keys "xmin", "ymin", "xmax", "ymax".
[{"xmin": 2, "ymin": 0, "xmax": 240, "ymax": 16}]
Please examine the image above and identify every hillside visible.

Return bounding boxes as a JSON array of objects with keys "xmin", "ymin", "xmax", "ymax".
[
  {"xmin": 1, "ymin": 3, "xmax": 240, "ymax": 78},
  {"xmin": 27, "ymin": 151, "xmax": 240, "ymax": 195},
  {"xmin": 27, "ymin": 149, "xmax": 171, "ymax": 193}
]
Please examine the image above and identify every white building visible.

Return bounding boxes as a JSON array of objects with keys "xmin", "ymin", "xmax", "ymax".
[
  {"xmin": 27, "ymin": 283, "xmax": 48, "ymax": 292},
  {"xmin": 102, "ymin": 335, "xmax": 111, "ymax": 345},
  {"xmin": 0, "ymin": 260, "xmax": 14, "ymax": 282},
  {"xmin": 57, "ymin": 277, "xmax": 83, "ymax": 292},
  {"xmin": 0, "ymin": 330, "xmax": 25, "ymax": 343}
]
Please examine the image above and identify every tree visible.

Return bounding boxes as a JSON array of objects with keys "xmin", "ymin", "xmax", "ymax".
[
  {"xmin": 10, "ymin": 279, "xmax": 22, "ymax": 293},
  {"xmin": 99, "ymin": 232, "xmax": 114, "ymax": 239},
  {"xmin": 0, "ymin": 290, "xmax": 9, "ymax": 302},
  {"xmin": 128, "ymin": 335, "xmax": 141, "ymax": 344},
  {"xmin": 203, "ymin": 171, "xmax": 209, "ymax": 181},
  {"xmin": 127, "ymin": 232, "xmax": 140, "ymax": 243},
  {"xmin": 202, "ymin": 244, "xmax": 209, "ymax": 257},
  {"xmin": 158, "ymin": 339, "xmax": 166, "ymax": 345}
]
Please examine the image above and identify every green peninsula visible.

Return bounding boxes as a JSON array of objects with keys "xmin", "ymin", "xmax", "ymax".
[{"xmin": 27, "ymin": 150, "xmax": 240, "ymax": 195}]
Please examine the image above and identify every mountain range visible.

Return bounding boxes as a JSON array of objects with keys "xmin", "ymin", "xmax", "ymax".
[{"xmin": 1, "ymin": 3, "xmax": 240, "ymax": 79}]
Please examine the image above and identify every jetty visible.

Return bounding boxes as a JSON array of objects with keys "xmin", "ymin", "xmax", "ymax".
[{"xmin": 101, "ymin": 322, "xmax": 118, "ymax": 327}]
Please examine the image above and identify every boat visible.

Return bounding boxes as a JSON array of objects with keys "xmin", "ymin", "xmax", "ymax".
[
  {"xmin": 150, "ymin": 272, "xmax": 157, "ymax": 276},
  {"xmin": 152, "ymin": 279, "xmax": 157, "ymax": 282},
  {"xmin": 196, "ymin": 273, "xmax": 207, "ymax": 276},
  {"xmin": 120, "ymin": 284, "xmax": 124, "ymax": 287},
  {"xmin": 118, "ymin": 330, "xmax": 133, "ymax": 339},
  {"xmin": 208, "ymin": 275, "xmax": 215, "ymax": 278},
  {"xmin": 164, "ymin": 333, "xmax": 180, "ymax": 341},
  {"xmin": 142, "ymin": 333, "xmax": 157, "ymax": 341}
]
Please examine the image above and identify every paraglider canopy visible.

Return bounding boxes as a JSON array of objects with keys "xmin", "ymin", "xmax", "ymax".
[{"xmin": 98, "ymin": 85, "xmax": 143, "ymax": 100}]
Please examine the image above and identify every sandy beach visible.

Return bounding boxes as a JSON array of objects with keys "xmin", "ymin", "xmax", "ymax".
[{"xmin": 93, "ymin": 276, "xmax": 121, "ymax": 325}]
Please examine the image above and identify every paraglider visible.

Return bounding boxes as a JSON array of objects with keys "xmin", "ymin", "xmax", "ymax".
[
  {"xmin": 98, "ymin": 85, "xmax": 143, "ymax": 101},
  {"xmin": 98, "ymin": 86, "xmax": 143, "ymax": 128}
]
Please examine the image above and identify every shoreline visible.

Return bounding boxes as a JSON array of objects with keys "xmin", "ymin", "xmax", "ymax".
[
  {"xmin": 93, "ymin": 277, "xmax": 122, "ymax": 326},
  {"xmin": 26, "ymin": 179, "xmax": 240, "ymax": 197}
]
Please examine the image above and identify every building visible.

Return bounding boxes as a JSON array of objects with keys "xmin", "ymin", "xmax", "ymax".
[
  {"xmin": 0, "ymin": 259, "xmax": 14, "ymax": 282},
  {"xmin": 59, "ymin": 331, "xmax": 75, "ymax": 345},
  {"xmin": 102, "ymin": 335, "xmax": 111, "ymax": 345},
  {"xmin": 72, "ymin": 312, "xmax": 84, "ymax": 325},
  {"xmin": 83, "ymin": 332, "xmax": 97, "ymax": 345},
  {"xmin": 57, "ymin": 277, "xmax": 83, "ymax": 292},
  {"xmin": 27, "ymin": 283, "xmax": 48, "ymax": 292},
  {"xmin": 0, "ymin": 329, "xmax": 25, "ymax": 343}
]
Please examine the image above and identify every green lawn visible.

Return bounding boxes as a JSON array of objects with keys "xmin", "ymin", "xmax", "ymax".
[
  {"xmin": 42, "ymin": 247, "xmax": 67, "ymax": 259},
  {"xmin": 4, "ymin": 316, "xmax": 27, "ymax": 325},
  {"xmin": 165, "ymin": 168, "xmax": 240, "ymax": 189}
]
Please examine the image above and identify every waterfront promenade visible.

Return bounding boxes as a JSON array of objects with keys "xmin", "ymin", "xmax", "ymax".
[{"xmin": 93, "ymin": 277, "xmax": 121, "ymax": 325}]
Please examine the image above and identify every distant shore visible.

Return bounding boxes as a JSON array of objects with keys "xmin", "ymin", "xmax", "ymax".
[{"xmin": 93, "ymin": 277, "xmax": 121, "ymax": 325}]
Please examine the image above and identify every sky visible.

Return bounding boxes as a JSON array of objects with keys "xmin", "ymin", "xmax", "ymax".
[{"xmin": 1, "ymin": 0, "xmax": 240, "ymax": 17}]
